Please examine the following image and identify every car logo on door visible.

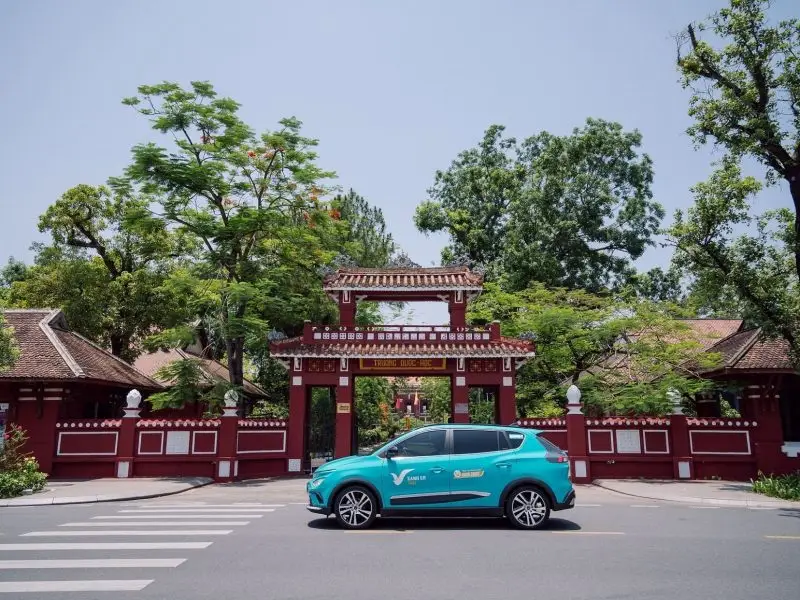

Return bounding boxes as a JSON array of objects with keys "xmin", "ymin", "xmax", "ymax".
[{"xmin": 390, "ymin": 469, "xmax": 414, "ymax": 486}]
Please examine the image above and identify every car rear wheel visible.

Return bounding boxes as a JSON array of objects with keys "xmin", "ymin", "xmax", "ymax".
[
  {"xmin": 506, "ymin": 486, "xmax": 551, "ymax": 530},
  {"xmin": 333, "ymin": 485, "xmax": 378, "ymax": 530}
]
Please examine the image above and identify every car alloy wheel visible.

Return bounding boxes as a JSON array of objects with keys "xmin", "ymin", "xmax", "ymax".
[
  {"xmin": 507, "ymin": 486, "xmax": 551, "ymax": 530},
  {"xmin": 334, "ymin": 486, "xmax": 377, "ymax": 529}
]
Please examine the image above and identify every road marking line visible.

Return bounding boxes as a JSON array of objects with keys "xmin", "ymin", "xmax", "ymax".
[
  {"xmin": 689, "ymin": 506, "xmax": 720, "ymax": 509},
  {"xmin": 764, "ymin": 535, "xmax": 800, "ymax": 540},
  {"xmin": 22, "ymin": 530, "xmax": 232, "ymax": 537},
  {"xmin": 575, "ymin": 503, "xmax": 602, "ymax": 507},
  {"xmin": 0, "ymin": 559, "xmax": 186, "ymax": 569},
  {"xmin": 345, "ymin": 530, "xmax": 413, "ymax": 534},
  {"xmin": 0, "ymin": 542, "xmax": 211, "ymax": 551},
  {"xmin": 118, "ymin": 509, "xmax": 276, "ymax": 513},
  {"xmin": 630, "ymin": 505, "xmax": 660, "ymax": 508},
  {"xmin": 61, "ymin": 522, "xmax": 249, "ymax": 527},
  {"xmin": 748, "ymin": 507, "xmax": 777, "ymax": 510},
  {"xmin": 0, "ymin": 580, "xmax": 153, "ymax": 593},
  {"xmin": 551, "ymin": 531, "xmax": 625, "ymax": 535},
  {"xmin": 92, "ymin": 515, "xmax": 263, "ymax": 519},
  {"xmin": 135, "ymin": 504, "xmax": 283, "ymax": 508}
]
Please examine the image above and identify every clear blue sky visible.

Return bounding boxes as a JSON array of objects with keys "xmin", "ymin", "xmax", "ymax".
[{"xmin": 0, "ymin": 0, "xmax": 793, "ymax": 324}]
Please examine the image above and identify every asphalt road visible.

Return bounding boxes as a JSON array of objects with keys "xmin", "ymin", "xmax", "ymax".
[{"xmin": 1, "ymin": 482, "xmax": 798, "ymax": 600}]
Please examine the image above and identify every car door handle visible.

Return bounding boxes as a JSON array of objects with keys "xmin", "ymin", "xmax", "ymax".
[
  {"xmin": 496, "ymin": 463, "xmax": 511, "ymax": 469},
  {"xmin": 430, "ymin": 467, "xmax": 445, "ymax": 474}
]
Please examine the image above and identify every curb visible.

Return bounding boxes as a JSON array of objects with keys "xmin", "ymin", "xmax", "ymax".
[
  {"xmin": 0, "ymin": 478, "xmax": 214, "ymax": 507},
  {"xmin": 591, "ymin": 480, "xmax": 800, "ymax": 510}
]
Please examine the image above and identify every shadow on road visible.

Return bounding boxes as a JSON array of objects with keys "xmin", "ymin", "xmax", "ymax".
[
  {"xmin": 777, "ymin": 508, "xmax": 800, "ymax": 519},
  {"xmin": 307, "ymin": 516, "xmax": 581, "ymax": 532}
]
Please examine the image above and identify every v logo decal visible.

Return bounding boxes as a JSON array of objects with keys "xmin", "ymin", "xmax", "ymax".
[{"xmin": 390, "ymin": 469, "xmax": 414, "ymax": 486}]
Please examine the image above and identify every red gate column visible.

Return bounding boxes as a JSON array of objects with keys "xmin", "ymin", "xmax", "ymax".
[
  {"xmin": 565, "ymin": 385, "xmax": 590, "ymax": 483},
  {"xmin": 497, "ymin": 373, "xmax": 516, "ymax": 424},
  {"xmin": 668, "ymin": 391, "xmax": 693, "ymax": 479},
  {"xmin": 286, "ymin": 374, "xmax": 307, "ymax": 473},
  {"xmin": 750, "ymin": 383, "xmax": 785, "ymax": 476},
  {"xmin": 116, "ymin": 389, "xmax": 142, "ymax": 478},
  {"xmin": 334, "ymin": 375, "xmax": 354, "ymax": 458},
  {"xmin": 451, "ymin": 375, "xmax": 469, "ymax": 423}
]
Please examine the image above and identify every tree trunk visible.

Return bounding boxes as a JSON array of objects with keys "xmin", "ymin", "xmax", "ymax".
[
  {"xmin": 110, "ymin": 334, "xmax": 127, "ymax": 359},
  {"xmin": 790, "ymin": 167, "xmax": 800, "ymax": 284}
]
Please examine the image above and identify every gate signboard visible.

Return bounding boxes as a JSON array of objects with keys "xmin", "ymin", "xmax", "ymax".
[{"xmin": 359, "ymin": 358, "xmax": 447, "ymax": 371}]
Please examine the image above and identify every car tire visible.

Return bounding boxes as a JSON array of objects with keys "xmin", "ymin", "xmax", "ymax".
[
  {"xmin": 505, "ymin": 485, "xmax": 551, "ymax": 530},
  {"xmin": 333, "ymin": 485, "xmax": 378, "ymax": 530}
]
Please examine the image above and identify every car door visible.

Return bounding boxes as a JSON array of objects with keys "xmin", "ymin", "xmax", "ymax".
[
  {"xmin": 381, "ymin": 428, "xmax": 450, "ymax": 509},
  {"xmin": 448, "ymin": 428, "xmax": 518, "ymax": 507}
]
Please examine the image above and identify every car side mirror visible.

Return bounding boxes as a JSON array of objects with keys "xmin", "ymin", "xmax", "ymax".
[{"xmin": 386, "ymin": 446, "xmax": 399, "ymax": 459}]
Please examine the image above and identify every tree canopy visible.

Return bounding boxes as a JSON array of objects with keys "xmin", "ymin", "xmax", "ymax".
[
  {"xmin": 415, "ymin": 119, "xmax": 663, "ymax": 291},
  {"xmin": 677, "ymin": 0, "xmax": 800, "ymax": 281}
]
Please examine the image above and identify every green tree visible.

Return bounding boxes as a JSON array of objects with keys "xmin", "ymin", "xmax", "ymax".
[
  {"xmin": 331, "ymin": 189, "xmax": 395, "ymax": 267},
  {"xmin": 677, "ymin": 0, "xmax": 800, "ymax": 281},
  {"xmin": 469, "ymin": 283, "xmax": 721, "ymax": 416},
  {"xmin": 420, "ymin": 377, "xmax": 451, "ymax": 423},
  {"xmin": 8, "ymin": 184, "xmax": 186, "ymax": 361},
  {"xmin": 627, "ymin": 266, "xmax": 685, "ymax": 303},
  {"xmin": 121, "ymin": 81, "xmax": 337, "ymax": 389},
  {"xmin": 415, "ymin": 119, "xmax": 663, "ymax": 291},
  {"xmin": 667, "ymin": 158, "xmax": 800, "ymax": 362},
  {"xmin": 0, "ymin": 309, "xmax": 19, "ymax": 372},
  {"xmin": 354, "ymin": 377, "xmax": 395, "ymax": 446}
]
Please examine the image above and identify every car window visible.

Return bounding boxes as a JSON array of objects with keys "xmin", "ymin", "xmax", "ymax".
[
  {"xmin": 452, "ymin": 429, "xmax": 501, "ymax": 455},
  {"xmin": 504, "ymin": 431, "xmax": 525, "ymax": 450},
  {"xmin": 395, "ymin": 429, "xmax": 446, "ymax": 457},
  {"xmin": 506, "ymin": 431, "xmax": 525, "ymax": 450},
  {"xmin": 536, "ymin": 434, "xmax": 564, "ymax": 453}
]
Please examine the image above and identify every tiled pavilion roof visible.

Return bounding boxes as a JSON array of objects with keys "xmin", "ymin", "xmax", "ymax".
[
  {"xmin": 0, "ymin": 309, "xmax": 162, "ymax": 389},
  {"xmin": 323, "ymin": 266, "xmax": 484, "ymax": 292},
  {"xmin": 269, "ymin": 336, "xmax": 534, "ymax": 359}
]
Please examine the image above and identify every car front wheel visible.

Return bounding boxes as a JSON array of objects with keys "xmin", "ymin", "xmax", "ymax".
[
  {"xmin": 333, "ymin": 485, "xmax": 378, "ymax": 530},
  {"xmin": 506, "ymin": 486, "xmax": 551, "ymax": 530}
]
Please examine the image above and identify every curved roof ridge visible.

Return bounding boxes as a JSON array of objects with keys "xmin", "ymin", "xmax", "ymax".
[{"xmin": 39, "ymin": 310, "xmax": 84, "ymax": 377}]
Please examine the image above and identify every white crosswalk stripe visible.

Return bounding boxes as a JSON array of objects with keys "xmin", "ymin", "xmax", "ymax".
[
  {"xmin": 0, "ymin": 580, "xmax": 154, "ymax": 593},
  {"xmin": 0, "ymin": 542, "xmax": 212, "ymax": 551},
  {"xmin": 92, "ymin": 514, "xmax": 264, "ymax": 519},
  {"xmin": 22, "ymin": 530, "xmax": 233, "ymax": 536},
  {"xmin": 119, "ymin": 508, "xmax": 276, "ymax": 513},
  {"xmin": 61, "ymin": 521, "xmax": 250, "ymax": 527},
  {"xmin": 3, "ymin": 500, "xmax": 285, "ymax": 593},
  {"xmin": 0, "ymin": 559, "xmax": 186, "ymax": 569}
]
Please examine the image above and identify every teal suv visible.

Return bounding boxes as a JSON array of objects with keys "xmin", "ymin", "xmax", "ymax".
[{"xmin": 306, "ymin": 424, "xmax": 575, "ymax": 530}]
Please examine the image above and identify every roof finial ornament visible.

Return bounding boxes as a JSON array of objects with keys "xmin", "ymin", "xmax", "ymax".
[{"xmin": 388, "ymin": 252, "xmax": 421, "ymax": 269}]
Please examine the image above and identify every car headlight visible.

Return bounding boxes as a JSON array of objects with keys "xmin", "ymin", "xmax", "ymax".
[{"xmin": 309, "ymin": 477, "xmax": 326, "ymax": 489}]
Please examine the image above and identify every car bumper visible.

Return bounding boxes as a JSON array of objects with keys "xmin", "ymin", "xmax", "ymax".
[
  {"xmin": 553, "ymin": 489, "xmax": 575, "ymax": 511},
  {"xmin": 306, "ymin": 504, "xmax": 330, "ymax": 515}
]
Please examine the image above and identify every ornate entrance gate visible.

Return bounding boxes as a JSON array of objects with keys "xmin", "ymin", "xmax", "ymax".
[{"xmin": 270, "ymin": 266, "xmax": 536, "ymax": 473}]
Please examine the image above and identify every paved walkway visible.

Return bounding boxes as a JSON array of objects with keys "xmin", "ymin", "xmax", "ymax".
[
  {"xmin": 6, "ymin": 475, "xmax": 799, "ymax": 509},
  {"xmin": 1, "ymin": 476, "xmax": 212, "ymax": 506},
  {"xmin": 593, "ymin": 478, "xmax": 800, "ymax": 509}
]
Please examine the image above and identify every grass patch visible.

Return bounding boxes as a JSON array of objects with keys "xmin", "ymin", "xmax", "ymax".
[{"xmin": 752, "ymin": 471, "xmax": 800, "ymax": 501}]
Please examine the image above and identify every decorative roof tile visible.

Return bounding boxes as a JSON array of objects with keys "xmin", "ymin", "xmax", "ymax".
[
  {"xmin": 323, "ymin": 267, "xmax": 483, "ymax": 291},
  {"xmin": 269, "ymin": 336, "xmax": 534, "ymax": 359},
  {"xmin": 705, "ymin": 327, "xmax": 795, "ymax": 372},
  {"xmin": 1, "ymin": 309, "xmax": 161, "ymax": 389}
]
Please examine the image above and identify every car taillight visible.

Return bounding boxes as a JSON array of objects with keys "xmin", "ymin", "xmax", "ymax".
[{"xmin": 546, "ymin": 451, "xmax": 568, "ymax": 463}]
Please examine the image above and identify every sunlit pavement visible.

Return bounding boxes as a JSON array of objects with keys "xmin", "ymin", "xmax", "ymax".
[{"xmin": 1, "ymin": 480, "xmax": 798, "ymax": 599}]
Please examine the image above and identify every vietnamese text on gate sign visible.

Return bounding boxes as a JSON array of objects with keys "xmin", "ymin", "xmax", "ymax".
[{"xmin": 359, "ymin": 359, "xmax": 447, "ymax": 370}]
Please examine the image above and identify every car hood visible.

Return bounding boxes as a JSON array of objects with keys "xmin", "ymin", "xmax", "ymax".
[{"xmin": 314, "ymin": 454, "xmax": 375, "ymax": 475}]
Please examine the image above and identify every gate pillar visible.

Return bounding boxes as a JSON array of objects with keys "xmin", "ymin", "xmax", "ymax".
[
  {"xmin": 497, "ymin": 372, "xmax": 516, "ymax": 425},
  {"xmin": 334, "ymin": 376, "xmax": 354, "ymax": 458},
  {"xmin": 451, "ymin": 375, "xmax": 469, "ymax": 423},
  {"xmin": 286, "ymin": 375, "xmax": 307, "ymax": 473}
]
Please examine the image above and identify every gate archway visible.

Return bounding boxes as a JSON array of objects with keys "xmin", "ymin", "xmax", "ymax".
[{"xmin": 270, "ymin": 266, "xmax": 536, "ymax": 472}]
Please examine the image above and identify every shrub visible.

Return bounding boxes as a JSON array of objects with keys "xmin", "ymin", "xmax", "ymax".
[
  {"xmin": 752, "ymin": 471, "xmax": 800, "ymax": 501},
  {"xmin": 0, "ymin": 457, "xmax": 47, "ymax": 498},
  {"xmin": 0, "ymin": 425, "xmax": 48, "ymax": 498}
]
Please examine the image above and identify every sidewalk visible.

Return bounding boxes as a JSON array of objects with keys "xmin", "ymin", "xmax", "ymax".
[
  {"xmin": 594, "ymin": 478, "xmax": 800, "ymax": 509},
  {"xmin": 0, "ymin": 476, "xmax": 213, "ymax": 507}
]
